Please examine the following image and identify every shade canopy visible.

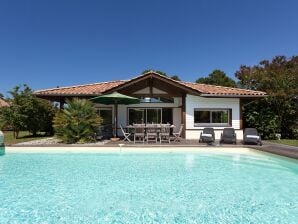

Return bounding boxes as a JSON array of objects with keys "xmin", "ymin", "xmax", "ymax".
[
  {"xmin": 90, "ymin": 92, "xmax": 140, "ymax": 105},
  {"xmin": 90, "ymin": 92, "xmax": 140, "ymax": 138}
]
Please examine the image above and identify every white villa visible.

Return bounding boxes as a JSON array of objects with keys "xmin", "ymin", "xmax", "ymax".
[{"xmin": 34, "ymin": 71, "xmax": 266, "ymax": 140}]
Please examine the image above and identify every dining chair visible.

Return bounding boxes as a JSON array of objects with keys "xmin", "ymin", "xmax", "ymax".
[
  {"xmin": 159, "ymin": 124, "xmax": 171, "ymax": 143},
  {"xmin": 172, "ymin": 124, "xmax": 184, "ymax": 142},
  {"xmin": 146, "ymin": 124, "xmax": 158, "ymax": 143},
  {"xmin": 134, "ymin": 124, "xmax": 145, "ymax": 143},
  {"xmin": 120, "ymin": 124, "xmax": 131, "ymax": 142}
]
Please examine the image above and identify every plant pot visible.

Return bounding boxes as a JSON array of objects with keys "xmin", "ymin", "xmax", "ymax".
[{"xmin": 110, "ymin": 137, "xmax": 120, "ymax": 141}]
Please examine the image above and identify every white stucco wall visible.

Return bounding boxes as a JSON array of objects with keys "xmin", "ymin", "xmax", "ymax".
[
  {"xmin": 95, "ymin": 95, "xmax": 244, "ymax": 140},
  {"xmin": 185, "ymin": 95, "xmax": 243, "ymax": 140}
]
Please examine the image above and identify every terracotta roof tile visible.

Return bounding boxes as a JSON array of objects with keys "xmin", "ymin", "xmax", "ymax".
[
  {"xmin": 34, "ymin": 73, "xmax": 266, "ymax": 97},
  {"xmin": 0, "ymin": 98, "xmax": 9, "ymax": 107},
  {"xmin": 179, "ymin": 81, "xmax": 266, "ymax": 96},
  {"xmin": 34, "ymin": 80, "xmax": 127, "ymax": 96}
]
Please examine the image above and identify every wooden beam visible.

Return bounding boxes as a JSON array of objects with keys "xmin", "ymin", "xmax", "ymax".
[
  {"xmin": 181, "ymin": 94, "xmax": 186, "ymax": 138},
  {"xmin": 149, "ymin": 76, "xmax": 153, "ymax": 98},
  {"xmin": 59, "ymin": 97, "xmax": 65, "ymax": 109},
  {"xmin": 240, "ymin": 99, "xmax": 243, "ymax": 129},
  {"xmin": 130, "ymin": 93, "xmax": 181, "ymax": 98},
  {"xmin": 105, "ymin": 72, "xmax": 200, "ymax": 96}
]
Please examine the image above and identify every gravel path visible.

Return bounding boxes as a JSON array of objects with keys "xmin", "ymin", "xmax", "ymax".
[{"xmin": 15, "ymin": 137, "xmax": 109, "ymax": 146}]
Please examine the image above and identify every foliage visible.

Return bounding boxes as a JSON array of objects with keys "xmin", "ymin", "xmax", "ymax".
[
  {"xmin": 53, "ymin": 98, "xmax": 102, "ymax": 143},
  {"xmin": 0, "ymin": 85, "xmax": 55, "ymax": 138},
  {"xmin": 26, "ymin": 98, "xmax": 56, "ymax": 136},
  {"xmin": 236, "ymin": 56, "xmax": 298, "ymax": 139},
  {"xmin": 142, "ymin": 69, "xmax": 181, "ymax": 81},
  {"xmin": 196, "ymin": 70, "xmax": 237, "ymax": 87},
  {"xmin": 243, "ymin": 99, "xmax": 279, "ymax": 139},
  {"xmin": 170, "ymin": 75, "xmax": 181, "ymax": 81},
  {"xmin": 0, "ymin": 93, "xmax": 4, "ymax": 99},
  {"xmin": 0, "ymin": 102, "xmax": 24, "ymax": 138}
]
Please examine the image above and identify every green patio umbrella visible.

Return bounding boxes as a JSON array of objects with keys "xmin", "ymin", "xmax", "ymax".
[{"xmin": 90, "ymin": 92, "xmax": 140, "ymax": 137}]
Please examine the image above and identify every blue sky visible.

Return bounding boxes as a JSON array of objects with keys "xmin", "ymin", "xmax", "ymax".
[{"xmin": 0, "ymin": 0, "xmax": 297, "ymax": 96}]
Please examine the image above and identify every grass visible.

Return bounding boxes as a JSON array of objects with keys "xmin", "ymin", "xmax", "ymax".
[
  {"xmin": 3, "ymin": 131, "xmax": 49, "ymax": 145},
  {"xmin": 268, "ymin": 139, "xmax": 298, "ymax": 147}
]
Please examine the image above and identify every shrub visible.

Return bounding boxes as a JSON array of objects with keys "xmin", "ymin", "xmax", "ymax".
[
  {"xmin": 0, "ymin": 85, "xmax": 56, "ymax": 138},
  {"xmin": 243, "ymin": 99, "xmax": 278, "ymax": 139},
  {"xmin": 53, "ymin": 98, "xmax": 102, "ymax": 143}
]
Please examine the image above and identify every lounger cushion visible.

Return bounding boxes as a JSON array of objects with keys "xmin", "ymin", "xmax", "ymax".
[
  {"xmin": 246, "ymin": 135, "xmax": 259, "ymax": 139},
  {"xmin": 202, "ymin": 133, "xmax": 212, "ymax": 137}
]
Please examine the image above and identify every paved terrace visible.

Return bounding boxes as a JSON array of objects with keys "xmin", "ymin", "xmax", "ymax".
[
  {"xmin": 4, "ymin": 138, "xmax": 298, "ymax": 160},
  {"xmin": 106, "ymin": 139, "xmax": 298, "ymax": 160}
]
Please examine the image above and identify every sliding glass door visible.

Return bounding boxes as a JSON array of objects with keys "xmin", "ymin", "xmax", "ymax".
[
  {"xmin": 128, "ymin": 108, "xmax": 145, "ymax": 124},
  {"xmin": 97, "ymin": 108, "xmax": 112, "ymax": 125},
  {"xmin": 128, "ymin": 108, "xmax": 173, "ymax": 124},
  {"xmin": 147, "ymin": 109, "xmax": 161, "ymax": 123}
]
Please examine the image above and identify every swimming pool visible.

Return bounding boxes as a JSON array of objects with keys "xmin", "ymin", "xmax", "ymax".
[{"xmin": 0, "ymin": 147, "xmax": 297, "ymax": 223}]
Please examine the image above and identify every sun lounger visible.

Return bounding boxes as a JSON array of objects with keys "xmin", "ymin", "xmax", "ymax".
[
  {"xmin": 199, "ymin": 128, "xmax": 215, "ymax": 144},
  {"xmin": 243, "ymin": 128, "xmax": 262, "ymax": 146},
  {"xmin": 220, "ymin": 128, "xmax": 236, "ymax": 144}
]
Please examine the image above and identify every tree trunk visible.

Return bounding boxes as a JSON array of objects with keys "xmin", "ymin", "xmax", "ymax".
[{"xmin": 14, "ymin": 129, "xmax": 19, "ymax": 139}]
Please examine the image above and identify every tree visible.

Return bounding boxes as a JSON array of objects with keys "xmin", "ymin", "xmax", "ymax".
[
  {"xmin": 0, "ymin": 85, "xmax": 55, "ymax": 138},
  {"xmin": 170, "ymin": 75, "xmax": 181, "ymax": 81},
  {"xmin": 0, "ymin": 103, "xmax": 24, "ymax": 138},
  {"xmin": 53, "ymin": 98, "xmax": 102, "ymax": 143},
  {"xmin": 243, "ymin": 99, "xmax": 279, "ymax": 139},
  {"xmin": 196, "ymin": 70, "xmax": 237, "ymax": 87},
  {"xmin": 142, "ymin": 69, "xmax": 181, "ymax": 81},
  {"xmin": 235, "ymin": 55, "xmax": 298, "ymax": 139},
  {"xmin": 0, "ymin": 93, "xmax": 4, "ymax": 99},
  {"xmin": 26, "ymin": 98, "xmax": 56, "ymax": 136}
]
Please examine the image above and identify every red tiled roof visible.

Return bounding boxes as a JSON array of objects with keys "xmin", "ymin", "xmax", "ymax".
[
  {"xmin": 34, "ymin": 81, "xmax": 127, "ymax": 96},
  {"xmin": 0, "ymin": 98, "xmax": 9, "ymax": 107},
  {"xmin": 179, "ymin": 81, "xmax": 266, "ymax": 96},
  {"xmin": 34, "ymin": 72, "xmax": 266, "ymax": 97}
]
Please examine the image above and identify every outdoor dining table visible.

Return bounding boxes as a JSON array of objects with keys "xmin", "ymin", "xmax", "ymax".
[
  {"xmin": 125, "ymin": 124, "xmax": 176, "ymax": 143},
  {"xmin": 125, "ymin": 124, "xmax": 176, "ymax": 135},
  {"xmin": 126, "ymin": 124, "xmax": 176, "ymax": 130}
]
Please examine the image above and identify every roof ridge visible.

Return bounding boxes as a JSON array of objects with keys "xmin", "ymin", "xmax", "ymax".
[{"xmin": 34, "ymin": 80, "xmax": 128, "ymax": 93}]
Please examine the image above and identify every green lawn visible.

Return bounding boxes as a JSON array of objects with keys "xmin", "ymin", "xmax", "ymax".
[
  {"xmin": 3, "ymin": 131, "xmax": 49, "ymax": 145},
  {"xmin": 268, "ymin": 139, "xmax": 298, "ymax": 147}
]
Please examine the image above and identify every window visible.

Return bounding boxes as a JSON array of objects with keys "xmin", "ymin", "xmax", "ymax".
[
  {"xmin": 128, "ymin": 108, "xmax": 173, "ymax": 124},
  {"xmin": 128, "ymin": 108, "xmax": 145, "ymax": 124},
  {"xmin": 139, "ymin": 97, "xmax": 174, "ymax": 103},
  {"xmin": 194, "ymin": 109, "xmax": 231, "ymax": 126},
  {"xmin": 147, "ymin": 109, "xmax": 161, "ymax": 123},
  {"xmin": 97, "ymin": 108, "xmax": 112, "ymax": 125},
  {"xmin": 162, "ymin": 108, "xmax": 173, "ymax": 124}
]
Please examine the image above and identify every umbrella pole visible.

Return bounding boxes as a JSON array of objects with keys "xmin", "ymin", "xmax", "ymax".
[{"xmin": 114, "ymin": 101, "xmax": 118, "ymax": 137}]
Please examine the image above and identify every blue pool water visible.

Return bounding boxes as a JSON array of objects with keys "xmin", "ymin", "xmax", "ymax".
[{"xmin": 0, "ymin": 148, "xmax": 297, "ymax": 223}]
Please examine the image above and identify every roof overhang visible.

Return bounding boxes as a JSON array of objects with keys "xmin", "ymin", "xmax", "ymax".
[
  {"xmin": 103, "ymin": 72, "xmax": 201, "ymax": 96},
  {"xmin": 33, "ymin": 71, "xmax": 267, "ymax": 100},
  {"xmin": 35, "ymin": 94, "xmax": 98, "ymax": 101},
  {"xmin": 200, "ymin": 94, "xmax": 267, "ymax": 98}
]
